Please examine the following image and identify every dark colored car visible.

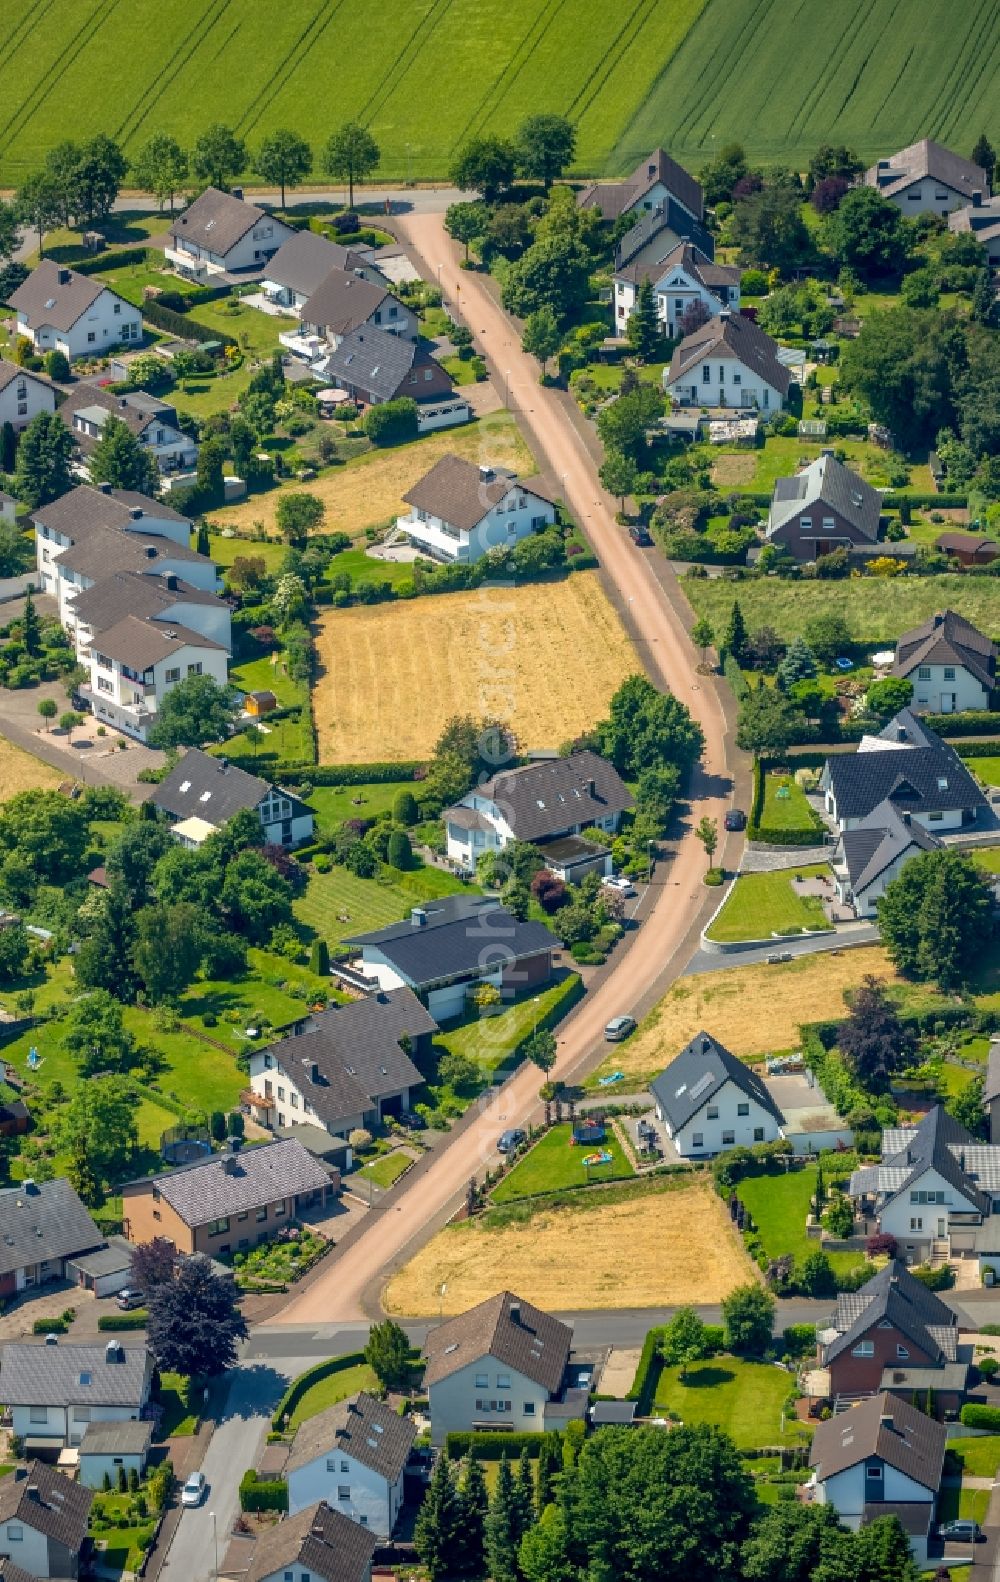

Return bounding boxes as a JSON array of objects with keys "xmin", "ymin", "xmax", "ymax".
[
  {"xmin": 498, "ymin": 1129, "xmax": 527, "ymax": 1154},
  {"xmin": 628, "ymin": 524, "xmax": 652, "ymax": 546},
  {"xmin": 398, "ymin": 1110, "xmax": 426, "ymax": 1131},
  {"xmin": 724, "ymin": 809, "xmax": 747, "ymax": 831}
]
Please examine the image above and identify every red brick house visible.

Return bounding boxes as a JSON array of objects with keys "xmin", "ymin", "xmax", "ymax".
[{"xmin": 819, "ymin": 1259, "xmax": 968, "ymax": 1412}]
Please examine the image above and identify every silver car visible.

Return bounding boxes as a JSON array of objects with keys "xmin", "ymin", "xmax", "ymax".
[{"xmin": 605, "ymin": 1015, "xmax": 636, "ymax": 1042}]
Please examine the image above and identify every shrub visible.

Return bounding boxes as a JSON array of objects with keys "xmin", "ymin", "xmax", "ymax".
[
  {"xmin": 960, "ymin": 1403, "xmax": 1000, "ymax": 1430},
  {"xmin": 363, "ymin": 398, "xmax": 418, "ymax": 445},
  {"xmin": 979, "ymin": 1357, "xmax": 999, "ymax": 1379},
  {"xmin": 444, "ymin": 1431, "xmax": 550, "ymax": 1460},
  {"xmin": 33, "ymin": 1316, "xmax": 69, "ymax": 1335},
  {"xmin": 865, "ymin": 1232, "xmax": 898, "ymax": 1258},
  {"xmin": 98, "ymin": 1313, "xmax": 148, "ymax": 1330},
  {"xmin": 239, "ymin": 1470, "xmax": 288, "ymax": 1512},
  {"xmin": 44, "ymin": 349, "xmax": 70, "ymax": 382},
  {"xmin": 910, "ymin": 1262, "xmax": 954, "ymax": 1291},
  {"xmin": 782, "ymin": 1323, "xmax": 817, "ymax": 1359},
  {"xmin": 348, "ymin": 1128, "xmax": 372, "ymax": 1152}
]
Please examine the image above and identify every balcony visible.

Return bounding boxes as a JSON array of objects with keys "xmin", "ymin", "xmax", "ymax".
[
  {"xmin": 396, "ymin": 511, "xmax": 467, "ymax": 563},
  {"xmin": 279, "ymin": 328, "xmax": 325, "ymax": 362}
]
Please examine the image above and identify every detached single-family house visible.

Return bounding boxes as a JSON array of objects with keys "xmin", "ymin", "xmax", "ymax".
[
  {"xmin": 443, "ymin": 750, "xmax": 633, "ymax": 876},
  {"xmin": 892, "ymin": 609, "xmax": 998, "ymax": 713},
  {"xmin": 613, "ymin": 242, "xmax": 740, "ymax": 339},
  {"xmin": 817, "ymin": 1259, "xmax": 966, "ymax": 1411},
  {"xmin": 320, "ymin": 324, "xmax": 454, "ymax": 409},
  {"xmin": 152, "ymin": 747, "xmax": 314, "ymax": 848},
  {"xmin": 59, "ymin": 384, "xmax": 197, "ymax": 474},
  {"xmin": 344, "ymin": 895, "xmax": 561, "ymax": 1023},
  {"xmin": 663, "ymin": 310, "xmax": 791, "ymax": 411},
  {"xmin": 262, "ymin": 232, "xmax": 385, "ymax": 311},
  {"xmin": 949, "ymin": 192, "xmax": 1000, "ymax": 264},
  {"xmin": 0, "ymin": 1339, "xmax": 153, "ymax": 1449},
  {"xmin": 865, "ymin": 140, "xmax": 988, "ymax": 216},
  {"xmin": 396, "ymin": 454, "xmax": 556, "ymax": 565},
  {"xmin": 424, "ymin": 1291, "xmax": 572, "ymax": 1443},
  {"xmin": 848, "ymin": 1105, "xmax": 1000, "ymax": 1269},
  {"xmin": 0, "ymin": 360, "xmax": 56, "ymax": 432},
  {"xmin": 247, "ymin": 987, "xmax": 436, "ymax": 1141},
  {"xmin": 121, "ymin": 1137, "xmax": 335, "ymax": 1257},
  {"xmin": 808, "ymin": 1392, "xmax": 946, "ymax": 1566},
  {"xmin": 0, "ymin": 1462, "xmax": 92, "ymax": 1578},
  {"xmin": 165, "ymin": 187, "xmax": 294, "ymax": 282},
  {"xmin": 577, "ymin": 149, "xmax": 704, "ymax": 230},
  {"xmin": 218, "ymin": 1501, "xmax": 377, "ymax": 1582},
  {"xmin": 765, "ymin": 452, "xmax": 883, "ymax": 562},
  {"xmin": 293, "ymin": 270, "xmax": 417, "ymax": 357},
  {"xmin": 284, "ymin": 1392, "xmax": 417, "ymax": 1531},
  {"xmin": 8, "ymin": 261, "xmax": 142, "ymax": 362},
  {"xmin": 77, "ymin": 1420, "xmax": 153, "ymax": 1490},
  {"xmin": 0, "ymin": 1178, "xmax": 103, "ymax": 1301},
  {"xmin": 614, "ymin": 200, "xmax": 716, "ymax": 272},
  {"xmin": 651, "ymin": 1031, "xmax": 785, "ymax": 1158},
  {"xmin": 821, "ymin": 708, "xmax": 988, "ymax": 833},
  {"xmin": 831, "ymin": 799, "xmax": 942, "ymax": 919}
]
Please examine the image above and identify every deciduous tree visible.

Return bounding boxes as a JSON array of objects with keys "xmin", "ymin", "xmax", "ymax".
[
  {"xmin": 58, "ymin": 1076, "xmax": 138, "ymax": 1187},
  {"xmin": 879, "ymin": 849, "xmax": 993, "ymax": 989},
  {"xmin": 64, "ymin": 990, "xmax": 136, "ymax": 1077},
  {"xmin": 516, "ymin": 114, "xmax": 576, "ymax": 188},
  {"xmin": 147, "ymin": 675, "xmax": 240, "ymax": 749},
  {"xmin": 838, "ymin": 975, "xmax": 915, "ymax": 1090},
  {"xmin": 450, "ymin": 137, "xmax": 517, "ymax": 202},
  {"xmin": 146, "ymin": 1255, "xmax": 248, "ymax": 1376},
  {"xmin": 722, "ymin": 1284, "xmax": 775, "ymax": 1355},
  {"xmin": 522, "ymin": 305, "xmax": 562, "ymax": 375},
  {"xmin": 131, "ymin": 134, "xmax": 189, "ymax": 213},
  {"xmin": 323, "ymin": 122, "xmax": 380, "ymax": 209},
  {"xmin": 190, "ymin": 124, "xmax": 247, "ymax": 191},
  {"xmin": 13, "ymin": 410, "xmax": 74, "ymax": 507},
  {"xmin": 89, "ymin": 414, "xmax": 159, "ymax": 495},
  {"xmin": 445, "ymin": 200, "xmax": 487, "ymax": 261},
  {"xmin": 255, "ymin": 129, "xmax": 313, "ymax": 208}
]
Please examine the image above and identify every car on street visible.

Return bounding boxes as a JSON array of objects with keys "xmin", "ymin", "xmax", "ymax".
[
  {"xmin": 180, "ymin": 1472, "xmax": 207, "ymax": 1508},
  {"xmin": 601, "ymin": 874, "xmax": 636, "ymax": 896},
  {"xmin": 116, "ymin": 1288, "xmax": 145, "ymax": 1311},
  {"xmin": 605, "ymin": 1015, "xmax": 637, "ymax": 1042},
  {"xmin": 937, "ymin": 1520, "xmax": 981, "ymax": 1542},
  {"xmin": 724, "ymin": 809, "xmax": 746, "ymax": 831},
  {"xmin": 628, "ymin": 524, "xmax": 652, "ymax": 546},
  {"xmin": 497, "ymin": 1128, "xmax": 527, "ymax": 1154}
]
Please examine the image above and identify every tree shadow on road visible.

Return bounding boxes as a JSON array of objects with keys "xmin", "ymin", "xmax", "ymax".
[{"xmin": 220, "ymin": 1363, "xmax": 287, "ymax": 1421}]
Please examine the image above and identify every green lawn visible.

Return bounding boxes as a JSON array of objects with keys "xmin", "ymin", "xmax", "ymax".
[
  {"xmin": 947, "ymin": 1437, "xmax": 1000, "ymax": 1478},
  {"xmin": 653, "ymin": 1358, "xmax": 806, "ymax": 1448},
  {"xmin": 709, "ymin": 435, "xmax": 935, "ymax": 498},
  {"xmin": 177, "ymin": 951, "xmax": 330, "ymax": 1042},
  {"xmin": 970, "ymin": 847, "xmax": 1000, "ymax": 874},
  {"xmin": 173, "ymin": 365, "xmax": 255, "ymax": 421},
  {"xmin": 178, "ymin": 297, "xmax": 296, "ymax": 359},
  {"xmin": 286, "ymin": 1363, "xmax": 379, "ymax": 1432},
  {"xmin": 760, "ymin": 774, "xmax": 822, "ymax": 833},
  {"xmin": 294, "ymin": 862, "xmax": 469, "ymax": 948},
  {"xmin": 357, "ymin": 1149, "xmax": 413, "ymax": 1189},
  {"xmin": 155, "ymin": 1372, "xmax": 197, "ymax": 1438},
  {"xmin": 435, "ymin": 973, "xmax": 581, "ymax": 1075},
  {"xmin": 325, "ymin": 547, "xmax": 419, "ymax": 589},
  {"xmin": 89, "ymin": 1491, "xmax": 157, "ymax": 1578},
  {"xmin": 683, "ymin": 576, "xmax": 1000, "ymax": 648},
  {"xmin": 228, "ymin": 651, "xmax": 307, "ymax": 710},
  {"xmin": 492, "ymin": 1122, "xmax": 634, "ymax": 1203},
  {"xmin": 440, "ymin": 355, "xmax": 480, "ymax": 387},
  {"xmin": 705, "ymin": 866, "xmax": 831, "ymax": 944},
  {"xmin": 938, "ymin": 1485, "xmax": 991, "ymax": 1526},
  {"xmin": 968, "ymin": 759, "xmax": 1000, "ymax": 788},
  {"xmin": 737, "ymin": 1157, "xmax": 864, "ymax": 1279},
  {"xmin": 307, "ymin": 782, "xmax": 412, "ymax": 836},
  {"xmin": 209, "ymin": 533, "xmax": 287, "ymax": 573}
]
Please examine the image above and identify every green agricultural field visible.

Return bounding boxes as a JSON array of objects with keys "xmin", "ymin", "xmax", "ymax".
[
  {"xmin": 612, "ymin": 0, "xmax": 1000, "ymax": 170},
  {"xmin": 0, "ymin": 0, "xmax": 705, "ymax": 185},
  {"xmin": 682, "ymin": 576, "xmax": 1000, "ymax": 648}
]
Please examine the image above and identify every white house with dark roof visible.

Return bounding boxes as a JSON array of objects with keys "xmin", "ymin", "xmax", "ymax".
[
  {"xmin": 765, "ymin": 452, "xmax": 883, "ymax": 562},
  {"xmin": 831, "ymin": 799, "xmax": 942, "ymax": 919},
  {"xmin": 396, "ymin": 454, "xmax": 556, "ymax": 565},
  {"xmin": 892, "ymin": 609, "xmax": 998, "ymax": 714},
  {"xmin": 821, "ymin": 708, "xmax": 988, "ymax": 833},
  {"xmin": 8, "ymin": 261, "xmax": 142, "ymax": 362},
  {"xmin": 577, "ymin": 149, "xmax": 704, "ymax": 229},
  {"xmin": 0, "ymin": 1339, "xmax": 153, "ymax": 1448},
  {"xmin": 286, "ymin": 270, "xmax": 417, "ymax": 362},
  {"xmin": 443, "ymin": 750, "xmax": 633, "ymax": 875},
  {"xmin": 152, "ymin": 747, "xmax": 314, "ymax": 847},
  {"xmin": 283, "ymin": 1392, "xmax": 417, "ymax": 1531},
  {"xmin": 220, "ymin": 1500, "xmax": 377, "ymax": 1582},
  {"xmin": 865, "ymin": 139, "xmax": 988, "ymax": 216},
  {"xmin": 59, "ymin": 384, "xmax": 196, "ymax": 474},
  {"xmin": 0, "ymin": 359, "xmax": 56, "ymax": 432},
  {"xmin": 808, "ymin": 1392, "xmax": 946, "ymax": 1566},
  {"xmin": 84, "ymin": 615, "xmax": 229, "ymax": 740},
  {"xmin": 613, "ymin": 242, "xmax": 740, "ymax": 338},
  {"xmin": 345, "ymin": 895, "xmax": 561, "ymax": 1023},
  {"xmin": 165, "ymin": 187, "xmax": 294, "ymax": 282},
  {"xmin": 247, "ymin": 986, "xmax": 436, "ymax": 1139},
  {"xmin": 650, "ymin": 1031, "xmax": 785, "ymax": 1157},
  {"xmin": 320, "ymin": 324, "xmax": 455, "ymax": 409},
  {"xmin": 663, "ymin": 310, "xmax": 791, "ymax": 410},
  {"xmin": 423, "ymin": 1290, "xmax": 572, "ymax": 1443},
  {"xmin": 0, "ymin": 1178, "xmax": 103, "ymax": 1302},
  {"xmin": 0, "ymin": 1461, "xmax": 93, "ymax": 1578},
  {"xmin": 262, "ymin": 232, "xmax": 384, "ymax": 312}
]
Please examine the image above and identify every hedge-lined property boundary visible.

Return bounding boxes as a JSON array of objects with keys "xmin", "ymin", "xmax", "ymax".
[
  {"xmin": 271, "ymin": 1350, "xmax": 368, "ymax": 1430},
  {"xmin": 445, "ymin": 1430, "xmax": 550, "ymax": 1459},
  {"xmin": 239, "ymin": 1470, "xmax": 288, "ymax": 1511}
]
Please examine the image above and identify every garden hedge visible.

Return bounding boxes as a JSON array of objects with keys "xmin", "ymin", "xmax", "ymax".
[
  {"xmin": 271, "ymin": 1350, "xmax": 368, "ymax": 1429},
  {"xmin": 960, "ymin": 1403, "xmax": 1000, "ymax": 1430},
  {"xmin": 98, "ymin": 1312, "xmax": 148, "ymax": 1330},
  {"xmin": 141, "ymin": 298, "xmax": 236, "ymax": 347},
  {"xmin": 626, "ymin": 1326, "xmax": 668, "ymax": 1413},
  {"xmin": 957, "ymin": 740, "xmax": 1000, "ymax": 760},
  {"xmin": 445, "ymin": 1431, "xmax": 550, "ymax": 1460},
  {"xmin": 263, "ymin": 762, "xmax": 423, "ymax": 787},
  {"xmin": 239, "ymin": 1470, "xmax": 288, "ymax": 1512},
  {"xmin": 74, "ymin": 248, "xmax": 157, "ymax": 275}
]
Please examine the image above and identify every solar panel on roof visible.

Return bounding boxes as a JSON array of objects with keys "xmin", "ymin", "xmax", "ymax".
[{"xmin": 689, "ymin": 1072, "xmax": 715, "ymax": 1101}]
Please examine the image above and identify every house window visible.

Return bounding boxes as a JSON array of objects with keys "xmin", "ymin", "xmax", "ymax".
[
  {"xmin": 338, "ymin": 1486, "xmax": 350, "ymax": 1500},
  {"xmin": 910, "ymin": 1217, "xmax": 923, "ymax": 1230},
  {"xmin": 722, "ymin": 1130, "xmax": 735, "ymax": 1145},
  {"xmin": 754, "ymin": 1128, "xmax": 765, "ymax": 1142},
  {"xmin": 275, "ymin": 1199, "xmax": 287, "ymax": 1214},
  {"xmin": 238, "ymin": 1211, "xmax": 248, "ymax": 1222},
  {"xmin": 256, "ymin": 1207, "xmax": 267, "ymax": 1222},
  {"xmin": 852, "ymin": 1340, "xmax": 875, "ymax": 1357},
  {"xmin": 928, "ymin": 813, "xmax": 943, "ymax": 822},
  {"xmin": 896, "ymin": 1344, "xmax": 909, "ymax": 1358},
  {"xmin": 326, "ymin": 1459, "xmax": 337, "ymax": 1472},
  {"xmin": 732, "ymin": 372, "xmax": 741, "ymax": 385},
  {"xmin": 208, "ymin": 1217, "xmax": 230, "ymax": 1236},
  {"xmin": 524, "ymin": 1402, "xmax": 536, "ymax": 1415},
  {"xmin": 341, "ymin": 1460, "xmax": 349, "ymax": 1473},
  {"xmin": 88, "ymin": 332, "xmax": 96, "ymax": 343},
  {"xmin": 6, "ymin": 1525, "xmax": 22, "ymax": 1541},
  {"xmin": 943, "ymin": 667, "xmax": 955, "ymax": 679},
  {"xmin": 475, "ymin": 1374, "xmax": 488, "ymax": 1388},
  {"xmin": 114, "ymin": 302, "xmax": 121, "ymax": 314},
  {"xmin": 702, "ymin": 364, "xmax": 710, "ymax": 383},
  {"xmin": 29, "ymin": 1406, "xmax": 48, "ymax": 1423},
  {"xmin": 707, "ymin": 1107, "xmax": 719, "ymax": 1120},
  {"xmin": 918, "ymin": 667, "xmax": 931, "ymax": 679},
  {"xmin": 165, "ymin": 667, "xmax": 181, "ymax": 683},
  {"xmin": 737, "ymin": 1103, "xmax": 749, "ymax": 1116},
  {"xmin": 277, "ymin": 1087, "xmax": 285, "ymax": 1101},
  {"xmin": 692, "ymin": 1132, "xmax": 703, "ymax": 1147},
  {"xmin": 187, "ymin": 663, "xmax": 202, "ymax": 677},
  {"xmin": 497, "ymin": 1374, "xmax": 511, "ymax": 1389},
  {"xmin": 866, "ymin": 1464, "xmax": 883, "ymax": 1480}
]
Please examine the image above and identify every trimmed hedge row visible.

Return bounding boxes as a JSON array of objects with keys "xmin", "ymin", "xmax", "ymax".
[
  {"xmin": 74, "ymin": 247, "xmax": 157, "ymax": 275},
  {"xmin": 882, "ymin": 492, "xmax": 968, "ymax": 510},
  {"xmin": 271, "ymin": 1350, "xmax": 367, "ymax": 1429},
  {"xmin": 445, "ymin": 1431, "xmax": 550, "ymax": 1460},
  {"xmin": 141, "ymin": 297, "xmax": 236, "ymax": 347},
  {"xmin": 960, "ymin": 1404, "xmax": 1000, "ymax": 1430},
  {"xmin": 98, "ymin": 1312, "xmax": 148, "ymax": 1330},
  {"xmin": 957, "ymin": 739, "xmax": 1000, "ymax": 759},
  {"xmin": 239, "ymin": 1470, "xmax": 288, "ymax": 1512},
  {"xmin": 626, "ymin": 1325, "xmax": 667, "ymax": 1412},
  {"xmin": 263, "ymin": 762, "xmax": 422, "ymax": 787},
  {"xmin": 746, "ymin": 758, "xmax": 825, "ymax": 845}
]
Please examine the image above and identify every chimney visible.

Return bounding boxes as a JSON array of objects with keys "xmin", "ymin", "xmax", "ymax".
[
  {"xmin": 700, "ymin": 1036, "xmax": 710, "ymax": 1054},
  {"xmin": 23, "ymin": 1178, "xmax": 37, "ymax": 1194},
  {"xmin": 411, "ymin": 907, "xmax": 426, "ymax": 927},
  {"xmin": 57, "ymin": 268, "xmax": 70, "ymax": 286},
  {"xmin": 232, "ymin": 187, "xmax": 243, "ymax": 201},
  {"xmin": 44, "ymin": 1333, "xmax": 59, "ymax": 1346},
  {"xmin": 478, "ymin": 465, "xmax": 494, "ymax": 481},
  {"xmin": 585, "ymin": 777, "xmax": 596, "ymax": 798},
  {"xmin": 222, "ymin": 1154, "xmax": 240, "ymax": 1175},
  {"xmin": 98, "ymin": 481, "xmax": 112, "ymax": 495},
  {"xmin": 13, "ymin": 1466, "xmax": 28, "ymax": 1482},
  {"xmin": 301, "ymin": 1059, "xmax": 319, "ymax": 1085},
  {"xmin": 902, "ymin": 812, "xmax": 911, "ymax": 827},
  {"xmin": 510, "ymin": 1300, "xmax": 521, "ymax": 1326},
  {"xmin": 312, "ymin": 1522, "xmax": 326, "ymax": 1538},
  {"xmin": 119, "ymin": 396, "xmax": 128, "ymax": 409},
  {"xmin": 821, "ymin": 447, "xmax": 834, "ymax": 459},
  {"xmin": 880, "ymin": 1412, "xmax": 894, "ymax": 1430},
  {"xmin": 719, "ymin": 306, "xmax": 731, "ymax": 321},
  {"xmin": 129, "ymin": 506, "xmax": 143, "ymax": 520},
  {"xmin": 896, "ymin": 727, "xmax": 907, "ymax": 743},
  {"xmin": 933, "ymin": 611, "xmax": 944, "ymax": 626},
  {"xmin": 144, "ymin": 545, "xmax": 158, "ymax": 559},
  {"xmin": 218, "ymin": 756, "xmax": 228, "ymax": 772},
  {"xmin": 25, "ymin": 1484, "xmax": 40, "ymax": 1503},
  {"xmin": 162, "ymin": 572, "xmax": 177, "ymax": 591},
  {"xmin": 973, "ymin": 191, "xmax": 982, "ymax": 207}
]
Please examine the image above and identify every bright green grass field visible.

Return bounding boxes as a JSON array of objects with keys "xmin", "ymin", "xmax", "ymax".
[
  {"xmin": 294, "ymin": 860, "xmax": 468, "ymax": 947},
  {"xmin": 968, "ymin": 760, "xmax": 1000, "ymax": 788},
  {"xmin": 307, "ymin": 782, "xmax": 412, "ymax": 836},
  {"xmin": 737, "ymin": 1157, "xmax": 865, "ymax": 1279},
  {"xmin": 286, "ymin": 1363, "xmax": 379, "ymax": 1432},
  {"xmin": 436, "ymin": 974, "xmax": 581, "ymax": 1076},
  {"xmin": 947, "ymin": 1437, "xmax": 1000, "ymax": 1479},
  {"xmin": 612, "ymin": 0, "xmax": 1000, "ymax": 170},
  {"xmin": 208, "ymin": 534, "xmax": 287, "ymax": 574},
  {"xmin": 357, "ymin": 1149, "xmax": 413, "ymax": 1189},
  {"xmin": 492, "ymin": 1121, "xmax": 634, "ymax": 1203},
  {"xmin": 760, "ymin": 774, "xmax": 820, "ymax": 833},
  {"xmin": 325, "ymin": 548, "xmax": 417, "ymax": 590},
  {"xmin": 653, "ymin": 1358, "xmax": 806, "ymax": 1449},
  {"xmin": 683, "ymin": 576, "xmax": 1000, "ymax": 648},
  {"xmin": 0, "ymin": 0, "xmax": 705, "ymax": 185},
  {"xmin": 705, "ymin": 866, "xmax": 830, "ymax": 944}
]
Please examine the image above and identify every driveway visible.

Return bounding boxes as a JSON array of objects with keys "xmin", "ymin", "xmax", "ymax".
[
  {"xmin": 0, "ymin": 680, "xmax": 163, "ymax": 794},
  {"xmin": 157, "ymin": 1360, "xmax": 290, "ymax": 1582},
  {"xmin": 271, "ymin": 212, "xmax": 744, "ymax": 1326}
]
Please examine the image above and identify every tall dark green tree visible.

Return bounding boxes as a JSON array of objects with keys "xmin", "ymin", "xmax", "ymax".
[
  {"xmin": 450, "ymin": 136, "xmax": 517, "ymax": 202},
  {"xmin": 13, "ymin": 410, "xmax": 73, "ymax": 507},
  {"xmin": 415, "ymin": 1453, "xmax": 465, "ymax": 1581},
  {"xmin": 133, "ymin": 903, "xmax": 202, "ymax": 1004},
  {"xmin": 721, "ymin": 598, "xmax": 748, "ymax": 664},
  {"xmin": 458, "ymin": 1453, "xmax": 488, "ymax": 1577},
  {"xmin": 598, "ymin": 673, "xmax": 703, "ymax": 779},
  {"xmin": 190, "ymin": 124, "xmax": 247, "ymax": 191},
  {"xmin": 878, "ymin": 848, "xmax": 993, "ymax": 989},
  {"xmin": 0, "ymin": 419, "xmax": 16, "ymax": 473},
  {"xmin": 485, "ymin": 1456, "xmax": 522, "ymax": 1582},
  {"xmin": 130, "ymin": 133, "xmax": 189, "ymax": 214},
  {"xmin": 972, "ymin": 133, "xmax": 997, "ymax": 190},
  {"xmin": 254, "ymin": 129, "xmax": 313, "ymax": 208},
  {"xmin": 74, "ymin": 881, "xmax": 139, "ymax": 1001},
  {"xmin": 20, "ymin": 589, "xmax": 41, "ymax": 657},
  {"xmin": 829, "ymin": 187, "xmax": 909, "ymax": 279},
  {"xmin": 627, "ymin": 277, "xmax": 660, "ymax": 358},
  {"xmin": 323, "ymin": 122, "xmax": 380, "ymax": 209},
  {"xmin": 89, "ymin": 414, "xmax": 159, "ymax": 494},
  {"xmin": 972, "ymin": 266, "xmax": 999, "ymax": 328},
  {"xmin": 515, "ymin": 114, "xmax": 576, "ymax": 187},
  {"xmin": 363, "ymin": 1319, "xmax": 410, "ymax": 1389},
  {"xmin": 535, "ymin": 1432, "xmax": 562, "ymax": 1512}
]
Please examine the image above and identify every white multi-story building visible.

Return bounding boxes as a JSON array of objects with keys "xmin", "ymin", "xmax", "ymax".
[
  {"xmin": 60, "ymin": 385, "xmax": 197, "ymax": 474},
  {"xmin": 821, "ymin": 708, "xmax": 988, "ymax": 834},
  {"xmin": 892, "ymin": 608, "xmax": 997, "ymax": 714},
  {"xmin": 0, "ymin": 358, "xmax": 56, "ymax": 431},
  {"xmin": 650, "ymin": 1031, "xmax": 785, "ymax": 1158},
  {"xmin": 8, "ymin": 261, "xmax": 142, "ymax": 363},
  {"xmin": 664, "ymin": 309, "xmax": 791, "ymax": 410},
  {"xmin": 0, "ymin": 1340, "xmax": 153, "ymax": 1449},
  {"xmin": 284, "ymin": 1393, "xmax": 416, "ymax": 1533},
  {"xmin": 165, "ymin": 187, "xmax": 294, "ymax": 281},
  {"xmin": 613, "ymin": 242, "xmax": 740, "ymax": 339},
  {"xmin": 397, "ymin": 454, "xmax": 555, "ymax": 565},
  {"xmin": 423, "ymin": 1291, "xmax": 573, "ymax": 1444}
]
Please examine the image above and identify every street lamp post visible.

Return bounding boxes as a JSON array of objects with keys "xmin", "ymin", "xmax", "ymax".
[
  {"xmin": 210, "ymin": 1509, "xmax": 219, "ymax": 1580},
  {"xmin": 648, "ymin": 839, "xmax": 655, "ymax": 879}
]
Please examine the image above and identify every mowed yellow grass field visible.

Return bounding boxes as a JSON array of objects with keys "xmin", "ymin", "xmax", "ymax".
[
  {"xmin": 384, "ymin": 1176, "xmax": 750, "ymax": 1315},
  {"xmin": 0, "ymin": 735, "xmax": 64, "ymax": 799},
  {"xmin": 313, "ymin": 573, "xmax": 636, "ymax": 762},
  {"xmin": 208, "ymin": 415, "xmax": 535, "ymax": 539}
]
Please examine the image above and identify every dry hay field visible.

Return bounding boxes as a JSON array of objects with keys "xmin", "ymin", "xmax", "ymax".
[
  {"xmin": 0, "ymin": 735, "xmax": 64, "ymax": 800},
  {"xmin": 208, "ymin": 414, "xmax": 535, "ymax": 540},
  {"xmin": 384, "ymin": 1175, "xmax": 749, "ymax": 1315},
  {"xmin": 313, "ymin": 572, "xmax": 636, "ymax": 762},
  {"xmin": 589, "ymin": 945, "xmax": 913, "ymax": 1089}
]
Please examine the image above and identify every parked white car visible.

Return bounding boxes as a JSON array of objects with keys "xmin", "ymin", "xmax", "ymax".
[
  {"xmin": 180, "ymin": 1472, "xmax": 207, "ymax": 1508},
  {"xmin": 601, "ymin": 875, "xmax": 635, "ymax": 896}
]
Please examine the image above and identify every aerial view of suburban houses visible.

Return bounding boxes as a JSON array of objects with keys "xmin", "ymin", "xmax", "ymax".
[{"xmin": 1, "ymin": 7, "xmax": 1000, "ymax": 1581}]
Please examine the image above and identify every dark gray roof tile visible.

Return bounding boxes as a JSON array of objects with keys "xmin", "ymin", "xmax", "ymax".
[
  {"xmin": 768, "ymin": 452, "xmax": 882, "ymax": 542},
  {"xmin": 239, "ymin": 1500, "xmax": 378, "ymax": 1582},
  {"xmin": 345, "ymin": 895, "xmax": 559, "ymax": 989},
  {"xmin": 824, "ymin": 709, "xmax": 986, "ymax": 822},
  {"xmin": 265, "ymin": 232, "xmax": 373, "ymax": 296},
  {"xmin": 462, "ymin": 751, "xmax": 633, "ymax": 843},
  {"xmin": 144, "ymin": 1138, "xmax": 331, "ymax": 1228},
  {"xmin": 809, "ymin": 1391, "xmax": 946, "ymax": 1489},
  {"xmin": 0, "ymin": 1340, "xmax": 153, "ymax": 1407},
  {"xmin": 0, "ymin": 1178, "xmax": 102, "ymax": 1277},
  {"xmin": 650, "ymin": 1030, "xmax": 784, "ymax": 1132},
  {"xmin": 893, "ymin": 609, "xmax": 997, "ymax": 691},
  {"xmin": 9, "ymin": 261, "xmax": 112, "ymax": 333},
  {"xmin": 667, "ymin": 312, "xmax": 791, "ymax": 395},
  {"xmin": 287, "ymin": 1391, "xmax": 416, "ymax": 1481},
  {"xmin": 0, "ymin": 1462, "xmax": 92, "ymax": 1552}
]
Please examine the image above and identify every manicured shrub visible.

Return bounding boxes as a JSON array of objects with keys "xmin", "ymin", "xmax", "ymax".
[
  {"xmin": 960, "ymin": 1403, "xmax": 1000, "ymax": 1429},
  {"xmin": 363, "ymin": 398, "xmax": 418, "ymax": 445},
  {"xmin": 239, "ymin": 1470, "xmax": 288, "ymax": 1512},
  {"xmin": 387, "ymin": 830, "xmax": 412, "ymax": 869},
  {"xmin": 444, "ymin": 1430, "xmax": 550, "ymax": 1460},
  {"xmin": 978, "ymin": 1357, "xmax": 999, "ymax": 1379}
]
